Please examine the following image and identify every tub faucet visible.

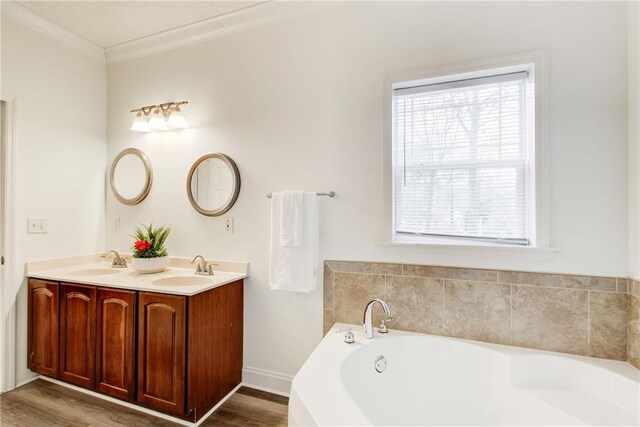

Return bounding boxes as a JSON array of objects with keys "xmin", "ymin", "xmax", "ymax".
[
  {"xmin": 101, "ymin": 250, "xmax": 127, "ymax": 268},
  {"xmin": 363, "ymin": 299, "xmax": 391, "ymax": 339}
]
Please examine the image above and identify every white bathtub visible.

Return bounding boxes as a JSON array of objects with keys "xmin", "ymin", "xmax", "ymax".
[{"xmin": 289, "ymin": 324, "xmax": 640, "ymax": 426}]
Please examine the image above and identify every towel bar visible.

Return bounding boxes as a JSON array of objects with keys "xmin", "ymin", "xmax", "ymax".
[{"xmin": 266, "ymin": 191, "xmax": 335, "ymax": 198}]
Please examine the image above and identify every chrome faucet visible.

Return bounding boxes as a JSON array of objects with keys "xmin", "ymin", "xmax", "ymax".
[
  {"xmin": 363, "ymin": 299, "xmax": 391, "ymax": 338},
  {"xmin": 190, "ymin": 255, "xmax": 217, "ymax": 276},
  {"xmin": 101, "ymin": 250, "xmax": 127, "ymax": 268}
]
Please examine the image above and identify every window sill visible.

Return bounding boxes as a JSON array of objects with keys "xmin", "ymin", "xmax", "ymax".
[{"xmin": 378, "ymin": 240, "xmax": 558, "ymax": 254}]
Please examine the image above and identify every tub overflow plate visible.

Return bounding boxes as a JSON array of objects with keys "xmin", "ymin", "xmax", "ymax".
[{"xmin": 374, "ymin": 355, "xmax": 387, "ymax": 373}]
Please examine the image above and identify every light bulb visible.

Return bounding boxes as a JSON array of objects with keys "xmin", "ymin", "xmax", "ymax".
[
  {"xmin": 130, "ymin": 114, "xmax": 151, "ymax": 132},
  {"xmin": 167, "ymin": 108, "xmax": 188, "ymax": 129},
  {"xmin": 149, "ymin": 110, "xmax": 169, "ymax": 131}
]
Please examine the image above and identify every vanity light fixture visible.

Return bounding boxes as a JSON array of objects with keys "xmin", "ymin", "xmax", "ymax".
[{"xmin": 130, "ymin": 101, "xmax": 189, "ymax": 132}]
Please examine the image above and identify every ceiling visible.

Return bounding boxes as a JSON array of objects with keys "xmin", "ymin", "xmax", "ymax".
[{"xmin": 20, "ymin": 1, "xmax": 264, "ymax": 49}]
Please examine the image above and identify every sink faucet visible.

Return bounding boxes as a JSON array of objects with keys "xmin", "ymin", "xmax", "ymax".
[
  {"xmin": 101, "ymin": 250, "xmax": 127, "ymax": 268},
  {"xmin": 363, "ymin": 299, "xmax": 391, "ymax": 339},
  {"xmin": 190, "ymin": 255, "xmax": 217, "ymax": 276}
]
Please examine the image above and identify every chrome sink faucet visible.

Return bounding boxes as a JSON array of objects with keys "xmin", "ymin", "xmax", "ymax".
[
  {"xmin": 363, "ymin": 299, "xmax": 392, "ymax": 339},
  {"xmin": 190, "ymin": 255, "xmax": 217, "ymax": 276},
  {"xmin": 101, "ymin": 250, "xmax": 127, "ymax": 268}
]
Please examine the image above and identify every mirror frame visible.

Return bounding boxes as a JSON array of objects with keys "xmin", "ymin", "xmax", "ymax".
[
  {"xmin": 109, "ymin": 148, "xmax": 153, "ymax": 205},
  {"xmin": 187, "ymin": 152, "xmax": 241, "ymax": 216}
]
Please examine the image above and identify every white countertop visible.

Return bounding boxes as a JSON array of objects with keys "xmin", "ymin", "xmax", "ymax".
[{"xmin": 26, "ymin": 256, "xmax": 248, "ymax": 296}]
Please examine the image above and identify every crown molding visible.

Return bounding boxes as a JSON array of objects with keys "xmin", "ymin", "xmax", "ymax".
[
  {"xmin": 105, "ymin": 1, "xmax": 327, "ymax": 64},
  {"xmin": 3, "ymin": 1, "xmax": 106, "ymax": 63}
]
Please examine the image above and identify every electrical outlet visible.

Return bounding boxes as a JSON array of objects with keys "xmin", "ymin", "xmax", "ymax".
[
  {"xmin": 225, "ymin": 217, "xmax": 234, "ymax": 234},
  {"xmin": 27, "ymin": 217, "xmax": 48, "ymax": 234}
]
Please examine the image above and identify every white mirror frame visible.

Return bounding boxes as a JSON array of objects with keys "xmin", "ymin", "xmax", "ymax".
[
  {"xmin": 109, "ymin": 148, "xmax": 153, "ymax": 205},
  {"xmin": 187, "ymin": 152, "xmax": 241, "ymax": 217}
]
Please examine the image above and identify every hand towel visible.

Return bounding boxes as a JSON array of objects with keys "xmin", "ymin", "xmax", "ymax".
[
  {"xmin": 269, "ymin": 192, "xmax": 318, "ymax": 293},
  {"xmin": 280, "ymin": 191, "xmax": 304, "ymax": 247}
]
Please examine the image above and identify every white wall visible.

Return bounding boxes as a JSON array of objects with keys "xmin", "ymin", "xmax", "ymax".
[
  {"xmin": 1, "ymin": 13, "xmax": 107, "ymax": 385},
  {"xmin": 107, "ymin": 2, "xmax": 629, "ymax": 392},
  {"xmin": 628, "ymin": 1, "xmax": 640, "ymax": 280}
]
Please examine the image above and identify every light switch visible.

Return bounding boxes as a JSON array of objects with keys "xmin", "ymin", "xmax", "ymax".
[
  {"xmin": 225, "ymin": 217, "xmax": 233, "ymax": 234},
  {"xmin": 27, "ymin": 217, "xmax": 48, "ymax": 234}
]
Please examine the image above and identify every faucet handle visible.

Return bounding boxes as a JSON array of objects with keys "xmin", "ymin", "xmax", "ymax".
[
  {"xmin": 335, "ymin": 327, "xmax": 355, "ymax": 344},
  {"xmin": 378, "ymin": 317, "xmax": 395, "ymax": 334}
]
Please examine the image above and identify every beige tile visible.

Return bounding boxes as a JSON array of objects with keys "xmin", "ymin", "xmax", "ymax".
[
  {"xmin": 323, "ymin": 309, "xmax": 334, "ymax": 336},
  {"xmin": 616, "ymin": 278, "xmax": 629, "ymax": 293},
  {"xmin": 443, "ymin": 280, "xmax": 510, "ymax": 344},
  {"xmin": 403, "ymin": 265, "xmax": 497, "ymax": 282},
  {"xmin": 498, "ymin": 271, "xmax": 616, "ymax": 292},
  {"xmin": 323, "ymin": 263, "xmax": 334, "ymax": 310},
  {"xmin": 386, "ymin": 276, "xmax": 443, "ymax": 335},
  {"xmin": 333, "ymin": 272, "xmax": 387, "ymax": 325},
  {"xmin": 629, "ymin": 295, "xmax": 640, "ymax": 369},
  {"xmin": 630, "ymin": 280, "xmax": 640, "ymax": 298},
  {"xmin": 511, "ymin": 286, "xmax": 589, "ymax": 355},
  {"xmin": 589, "ymin": 292, "xmax": 628, "ymax": 360},
  {"xmin": 326, "ymin": 260, "xmax": 402, "ymax": 275}
]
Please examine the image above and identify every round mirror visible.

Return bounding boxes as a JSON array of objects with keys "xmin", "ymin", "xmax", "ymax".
[
  {"xmin": 109, "ymin": 148, "xmax": 153, "ymax": 205},
  {"xmin": 187, "ymin": 153, "xmax": 240, "ymax": 216}
]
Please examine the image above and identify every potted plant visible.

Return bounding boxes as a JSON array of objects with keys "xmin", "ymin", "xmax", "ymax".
[{"xmin": 131, "ymin": 223, "xmax": 171, "ymax": 274}]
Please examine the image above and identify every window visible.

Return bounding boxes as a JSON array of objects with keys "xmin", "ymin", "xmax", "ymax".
[{"xmin": 391, "ymin": 63, "xmax": 536, "ymax": 246}]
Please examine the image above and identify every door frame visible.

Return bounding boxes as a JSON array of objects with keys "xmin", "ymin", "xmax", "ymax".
[{"xmin": 1, "ymin": 99, "xmax": 17, "ymax": 392}]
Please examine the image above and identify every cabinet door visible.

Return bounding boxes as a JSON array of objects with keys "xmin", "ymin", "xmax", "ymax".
[
  {"xmin": 28, "ymin": 279, "xmax": 59, "ymax": 378},
  {"xmin": 137, "ymin": 292, "xmax": 186, "ymax": 416},
  {"xmin": 96, "ymin": 288, "xmax": 136, "ymax": 400},
  {"xmin": 59, "ymin": 283, "xmax": 96, "ymax": 388}
]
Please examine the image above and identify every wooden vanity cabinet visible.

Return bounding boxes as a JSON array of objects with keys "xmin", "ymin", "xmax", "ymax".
[
  {"xmin": 59, "ymin": 283, "xmax": 97, "ymax": 388},
  {"xmin": 96, "ymin": 288, "xmax": 136, "ymax": 401},
  {"xmin": 27, "ymin": 279, "xmax": 59, "ymax": 378},
  {"xmin": 27, "ymin": 277, "xmax": 244, "ymax": 422}
]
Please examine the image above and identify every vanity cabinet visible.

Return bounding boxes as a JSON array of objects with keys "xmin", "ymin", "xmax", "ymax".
[
  {"xmin": 59, "ymin": 283, "xmax": 96, "ymax": 388},
  {"xmin": 96, "ymin": 288, "xmax": 136, "ymax": 401},
  {"xmin": 27, "ymin": 277, "xmax": 244, "ymax": 422},
  {"xmin": 28, "ymin": 279, "xmax": 59, "ymax": 378}
]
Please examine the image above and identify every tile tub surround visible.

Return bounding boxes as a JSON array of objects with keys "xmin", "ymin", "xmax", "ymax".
[
  {"xmin": 324, "ymin": 261, "xmax": 634, "ymax": 366},
  {"xmin": 629, "ymin": 280, "xmax": 640, "ymax": 369}
]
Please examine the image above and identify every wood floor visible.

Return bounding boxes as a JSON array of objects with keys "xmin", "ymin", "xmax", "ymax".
[{"xmin": 0, "ymin": 379, "xmax": 288, "ymax": 427}]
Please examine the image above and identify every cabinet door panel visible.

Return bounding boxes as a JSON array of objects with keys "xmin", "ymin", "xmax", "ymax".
[
  {"xmin": 28, "ymin": 279, "xmax": 59, "ymax": 377},
  {"xmin": 137, "ymin": 292, "xmax": 186, "ymax": 416},
  {"xmin": 60, "ymin": 284, "xmax": 96, "ymax": 388},
  {"xmin": 96, "ymin": 288, "xmax": 136, "ymax": 400}
]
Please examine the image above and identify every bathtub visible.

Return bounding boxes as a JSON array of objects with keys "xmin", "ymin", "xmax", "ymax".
[{"xmin": 289, "ymin": 324, "xmax": 640, "ymax": 426}]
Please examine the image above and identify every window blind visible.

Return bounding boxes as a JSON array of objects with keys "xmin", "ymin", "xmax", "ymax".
[{"xmin": 393, "ymin": 71, "xmax": 532, "ymax": 245}]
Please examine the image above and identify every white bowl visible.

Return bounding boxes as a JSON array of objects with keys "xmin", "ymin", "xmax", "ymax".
[{"xmin": 131, "ymin": 256, "xmax": 169, "ymax": 274}]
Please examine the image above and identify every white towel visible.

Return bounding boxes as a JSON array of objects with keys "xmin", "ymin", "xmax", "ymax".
[
  {"xmin": 280, "ymin": 191, "xmax": 304, "ymax": 247},
  {"xmin": 269, "ymin": 192, "xmax": 318, "ymax": 293}
]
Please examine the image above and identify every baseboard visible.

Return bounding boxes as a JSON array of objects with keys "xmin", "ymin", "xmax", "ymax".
[
  {"xmin": 14, "ymin": 374, "xmax": 39, "ymax": 389},
  {"xmin": 242, "ymin": 366, "xmax": 293, "ymax": 397},
  {"xmin": 194, "ymin": 383, "xmax": 241, "ymax": 427},
  {"xmin": 38, "ymin": 376, "xmax": 239, "ymax": 426}
]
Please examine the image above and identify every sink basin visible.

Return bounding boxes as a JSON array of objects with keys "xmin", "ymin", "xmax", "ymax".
[
  {"xmin": 67, "ymin": 268, "xmax": 122, "ymax": 276},
  {"xmin": 152, "ymin": 276, "xmax": 214, "ymax": 287}
]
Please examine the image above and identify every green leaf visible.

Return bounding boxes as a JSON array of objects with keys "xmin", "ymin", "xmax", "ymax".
[{"xmin": 131, "ymin": 223, "xmax": 171, "ymax": 258}]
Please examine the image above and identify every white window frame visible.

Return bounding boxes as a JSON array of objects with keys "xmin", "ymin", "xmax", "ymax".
[{"xmin": 383, "ymin": 51, "xmax": 549, "ymax": 249}]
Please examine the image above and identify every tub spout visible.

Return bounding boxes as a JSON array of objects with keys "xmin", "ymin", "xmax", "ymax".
[{"xmin": 363, "ymin": 299, "xmax": 391, "ymax": 339}]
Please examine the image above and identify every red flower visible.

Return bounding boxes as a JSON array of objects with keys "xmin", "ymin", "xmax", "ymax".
[{"xmin": 134, "ymin": 240, "xmax": 151, "ymax": 253}]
